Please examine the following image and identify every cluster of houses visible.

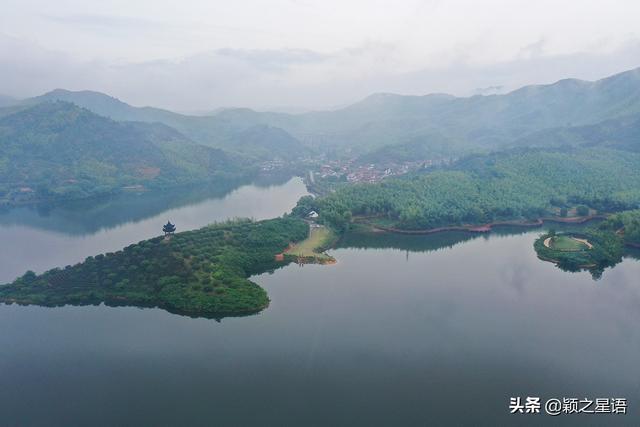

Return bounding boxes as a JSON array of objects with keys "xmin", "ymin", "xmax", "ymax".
[{"xmin": 315, "ymin": 157, "xmax": 456, "ymax": 184}]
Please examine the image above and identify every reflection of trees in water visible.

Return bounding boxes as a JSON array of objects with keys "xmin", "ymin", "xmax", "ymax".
[
  {"xmin": 0, "ymin": 175, "xmax": 294, "ymax": 235},
  {"xmin": 337, "ymin": 229, "xmax": 483, "ymax": 253},
  {"xmin": 337, "ymin": 224, "xmax": 588, "ymax": 255},
  {"xmin": 553, "ymin": 256, "xmax": 636, "ymax": 280},
  {"xmin": 0, "ymin": 179, "xmax": 242, "ymax": 235},
  {"xmin": 624, "ymin": 247, "xmax": 640, "ymax": 261},
  {"xmin": 554, "ymin": 262, "xmax": 605, "ymax": 281},
  {"xmin": 251, "ymin": 171, "xmax": 297, "ymax": 188},
  {"xmin": 339, "ymin": 221, "xmax": 636, "ymax": 280}
]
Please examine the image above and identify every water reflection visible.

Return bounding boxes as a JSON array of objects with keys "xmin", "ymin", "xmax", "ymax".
[
  {"xmin": 0, "ymin": 174, "xmax": 293, "ymax": 235},
  {"xmin": 0, "ymin": 224, "xmax": 638, "ymax": 425},
  {"xmin": 340, "ymin": 222, "xmax": 639, "ymax": 280},
  {"xmin": 0, "ymin": 176, "xmax": 308, "ymax": 283},
  {"xmin": 339, "ymin": 224, "xmax": 593, "ymax": 253}
]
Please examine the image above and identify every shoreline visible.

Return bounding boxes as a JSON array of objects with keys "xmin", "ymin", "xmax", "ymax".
[
  {"xmin": 359, "ymin": 215, "xmax": 607, "ymax": 235},
  {"xmin": 276, "ymin": 224, "xmax": 338, "ymax": 265}
]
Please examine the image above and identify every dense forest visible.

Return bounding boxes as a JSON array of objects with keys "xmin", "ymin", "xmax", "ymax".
[
  {"xmin": 598, "ymin": 209, "xmax": 640, "ymax": 246},
  {"xmin": 0, "ymin": 102, "xmax": 251, "ymax": 204},
  {"xmin": 0, "ymin": 217, "xmax": 309, "ymax": 318},
  {"xmin": 300, "ymin": 148, "xmax": 640, "ymax": 231}
]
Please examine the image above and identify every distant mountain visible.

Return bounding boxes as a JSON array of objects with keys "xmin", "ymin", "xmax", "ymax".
[
  {"xmin": 355, "ymin": 131, "xmax": 461, "ymax": 166},
  {"xmin": 358, "ymin": 86, "xmax": 640, "ymax": 165},
  {"xmin": 30, "ymin": 89, "xmax": 182, "ymax": 124},
  {"xmin": 295, "ymin": 68, "xmax": 640, "ymax": 152},
  {"xmin": 26, "ymin": 90, "xmax": 301, "ymax": 157},
  {"xmin": 27, "ymin": 89, "xmax": 224, "ymax": 143},
  {"xmin": 223, "ymin": 124, "xmax": 309, "ymax": 160},
  {"xmin": 510, "ymin": 113, "xmax": 640, "ymax": 152},
  {"xmin": 0, "ymin": 95, "xmax": 17, "ymax": 108},
  {"xmin": 24, "ymin": 67, "xmax": 640, "ymax": 158},
  {"xmin": 0, "ymin": 102, "xmax": 249, "ymax": 204}
]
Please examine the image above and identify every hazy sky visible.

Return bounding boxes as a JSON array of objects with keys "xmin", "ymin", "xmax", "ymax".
[{"xmin": 2, "ymin": 0, "xmax": 640, "ymax": 111}]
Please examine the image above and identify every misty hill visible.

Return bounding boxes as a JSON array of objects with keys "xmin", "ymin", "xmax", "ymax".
[
  {"xmin": 30, "ymin": 89, "xmax": 187, "ymax": 125},
  {"xmin": 510, "ymin": 113, "xmax": 640, "ymax": 152},
  {"xmin": 26, "ymin": 67, "xmax": 640, "ymax": 158},
  {"xmin": 288, "ymin": 67, "xmax": 640, "ymax": 153},
  {"xmin": 0, "ymin": 95, "xmax": 17, "ymax": 108},
  {"xmin": 190, "ymin": 68, "xmax": 640, "ymax": 155},
  {"xmin": 222, "ymin": 124, "xmax": 309, "ymax": 160},
  {"xmin": 355, "ymin": 131, "xmax": 460, "ymax": 166},
  {"xmin": 0, "ymin": 102, "xmax": 249, "ymax": 204},
  {"xmin": 28, "ymin": 90, "xmax": 303, "ymax": 158},
  {"xmin": 359, "ymin": 110, "xmax": 640, "ymax": 165}
]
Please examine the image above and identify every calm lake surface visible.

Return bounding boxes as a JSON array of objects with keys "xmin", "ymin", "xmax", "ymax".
[
  {"xmin": 0, "ymin": 177, "xmax": 308, "ymax": 284},
  {"xmin": 1, "ymin": 179, "xmax": 639, "ymax": 426}
]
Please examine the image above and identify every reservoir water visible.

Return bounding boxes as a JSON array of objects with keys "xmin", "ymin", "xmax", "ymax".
[
  {"xmin": 0, "ymin": 177, "xmax": 308, "ymax": 284},
  {"xmin": 0, "ymin": 178, "xmax": 639, "ymax": 426}
]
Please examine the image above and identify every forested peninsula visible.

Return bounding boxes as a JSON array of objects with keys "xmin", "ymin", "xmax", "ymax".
[
  {"xmin": 300, "ymin": 148, "xmax": 640, "ymax": 232},
  {"xmin": 4, "ymin": 145, "xmax": 640, "ymax": 316},
  {"xmin": 0, "ymin": 217, "xmax": 308, "ymax": 318}
]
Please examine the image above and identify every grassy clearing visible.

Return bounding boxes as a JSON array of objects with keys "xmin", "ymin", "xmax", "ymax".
[
  {"xmin": 286, "ymin": 225, "xmax": 336, "ymax": 261},
  {"xmin": 549, "ymin": 235, "xmax": 590, "ymax": 252}
]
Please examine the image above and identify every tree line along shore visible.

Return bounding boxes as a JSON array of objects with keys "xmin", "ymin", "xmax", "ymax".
[{"xmin": 3, "ymin": 146, "xmax": 640, "ymax": 316}]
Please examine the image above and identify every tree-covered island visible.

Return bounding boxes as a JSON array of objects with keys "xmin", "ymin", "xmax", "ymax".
[
  {"xmin": 0, "ymin": 217, "xmax": 310, "ymax": 318},
  {"xmin": 534, "ymin": 210, "xmax": 640, "ymax": 278}
]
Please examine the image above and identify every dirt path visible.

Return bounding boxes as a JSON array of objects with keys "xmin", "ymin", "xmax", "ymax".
[
  {"xmin": 572, "ymin": 237, "xmax": 593, "ymax": 249},
  {"xmin": 544, "ymin": 236, "xmax": 593, "ymax": 250}
]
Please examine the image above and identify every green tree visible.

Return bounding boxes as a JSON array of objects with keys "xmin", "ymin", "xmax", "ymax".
[{"xmin": 576, "ymin": 205, "xmax": 590, "ymax": 216}]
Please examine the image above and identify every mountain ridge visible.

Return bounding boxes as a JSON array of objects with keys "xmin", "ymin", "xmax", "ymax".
[
  {"xmin": 18, "ymin": 66, "xmax": 640, "ymax": 156},
  {"xmin": 0, "ymin": 101, "xmax": 250, "ymax": 204}
]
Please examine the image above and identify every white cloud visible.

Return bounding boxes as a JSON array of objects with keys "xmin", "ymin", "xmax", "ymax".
[{"xmin": 1, "ymin": 0, "xmax": 639, "ymax": 110}]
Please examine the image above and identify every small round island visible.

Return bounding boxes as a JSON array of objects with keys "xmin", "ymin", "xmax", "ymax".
[{"xmin": 534, "ymin": 231, "xmax": 598, "ymax": 273}]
